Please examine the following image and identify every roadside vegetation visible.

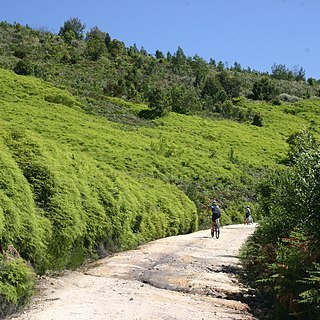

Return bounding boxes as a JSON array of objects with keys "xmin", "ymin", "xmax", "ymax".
[
  {"xmin": 241, "ymin": 130, "xmax": 320, "ymax": 320},
  {"xmin": 0, "ymin": 19, "xmax": 320, "ymax": 318}
]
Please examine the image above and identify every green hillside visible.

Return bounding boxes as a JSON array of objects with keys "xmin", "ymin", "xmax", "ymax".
[
  {"xmin": 1, "ymin": 67, "xmax": 319, "ymax": 282},
  {"xmin": 1, "ymin": 20, "xmax": 320, "ymax": 318}
]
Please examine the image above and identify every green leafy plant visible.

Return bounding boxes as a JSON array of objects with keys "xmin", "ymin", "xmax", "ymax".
[
  {"xmin": 0, "ymin": 256, "xmax": 36, "ymax": 317},
  {"xmin": 14, "ymin": 59, "xmax": 34, "ymax": 76},
  {"xmin": 299, "ymin": 263, "xmax": 320, "ymax": 318},
  {"xmin": 241, "ymin": 130, "xmax": 320, "ymax": 319}
]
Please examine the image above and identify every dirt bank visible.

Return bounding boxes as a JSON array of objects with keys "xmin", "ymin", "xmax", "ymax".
[{"xmin": 8, "ymin": 224, "xmax": 257, "ymax": 320}]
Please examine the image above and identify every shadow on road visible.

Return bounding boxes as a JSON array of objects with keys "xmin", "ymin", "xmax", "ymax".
[{"xmin": 222, "ymin": 263, "xmax": 274, "ymax": 320}]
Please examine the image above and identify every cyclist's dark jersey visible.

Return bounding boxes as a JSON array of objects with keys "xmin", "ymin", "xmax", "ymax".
[{"xmin": 210, "ymin": 205, "xmax": 221, "ymax": 221}]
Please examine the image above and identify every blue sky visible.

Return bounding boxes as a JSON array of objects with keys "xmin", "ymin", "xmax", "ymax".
[{"xmin": 2, "ymin": 0, "xmax": 320, "ymax": 79}]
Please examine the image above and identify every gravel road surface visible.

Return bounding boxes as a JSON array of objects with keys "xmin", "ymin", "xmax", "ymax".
[{"xmin": 8, "ymin": 224, "xmax": 257, "ymax": 320}]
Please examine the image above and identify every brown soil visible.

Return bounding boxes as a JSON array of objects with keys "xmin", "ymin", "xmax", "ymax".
[{"xmin": 7, "ymin": 224, "xmax": 258, "ymax": 320}]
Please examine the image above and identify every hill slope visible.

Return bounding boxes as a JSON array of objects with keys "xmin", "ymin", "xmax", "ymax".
[{"xmin": 1, "ymin": 68, "xmax": 320, "ymax": 315}]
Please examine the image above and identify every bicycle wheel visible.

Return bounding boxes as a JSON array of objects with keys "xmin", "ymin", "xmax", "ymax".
[
  {"xmin": 215, "ymin": 223, "xmax": 220, "ymax": 239},
  {"xmin": 211, "ymin": 227, "xmax": 214, "ymax": 238},
  {"xmin": 216, "ymin": 227, "xmax": 220, "ymax": 239}
]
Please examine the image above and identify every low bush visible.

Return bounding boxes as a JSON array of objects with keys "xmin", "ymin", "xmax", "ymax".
[
  {"xmin": 0, "ymin": 256, "xmax": 36, "ymax": 318},
  {"xmin": 241, "ymin": 130, "xmax": 320, "ymax": 319}
]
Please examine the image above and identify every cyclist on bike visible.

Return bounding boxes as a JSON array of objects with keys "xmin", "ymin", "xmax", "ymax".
[
  {"xmin": 244, "ymin": 205, "xmax": 253, "ymax": 224},
  {"xmin": 208, "ymin": 200, "xmax": 221, "ymax": 230}
]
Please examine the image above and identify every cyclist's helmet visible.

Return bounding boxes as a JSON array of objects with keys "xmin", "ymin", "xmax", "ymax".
[{"xmin": 212, "ymin": 200, "xmax": 217, "ymax": 205}]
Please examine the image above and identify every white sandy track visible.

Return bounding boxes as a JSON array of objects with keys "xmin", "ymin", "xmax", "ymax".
[{"xmin": 7, "ymin": 224, "xmax": 257, "ymax": 320}]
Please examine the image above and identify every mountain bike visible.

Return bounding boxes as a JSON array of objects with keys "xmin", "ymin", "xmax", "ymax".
[{"xmin": 211, "ymin": 219, "xmax": 220, "ymax": 239}]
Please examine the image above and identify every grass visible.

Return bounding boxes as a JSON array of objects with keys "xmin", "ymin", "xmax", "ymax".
[{"xmin": 1, "ymin": 67, "xmax": 320, "ymax": 313}]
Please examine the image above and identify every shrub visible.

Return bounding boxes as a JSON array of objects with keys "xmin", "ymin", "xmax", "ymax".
[
  {"xmin": 279, "ymin": 93, "xmax": 301, "ymax": 103},
  {"xmin": 241, "ymin": 130, "xmax": 320, "ymax": 319},
  {"xmin": 0, "ymin": 256, "xmax": 36, "ymax": 318},
  {"xmin": 299, "ymin": 263, "xmax": 320, "ymax": 318},
  {"xmin": 147, "ymin": 87, "xmax": 171, "ymax": 117},
  {"xmin": 252, "ymin": 77, "xmax": 279, "ymax": 101},
  {"xmin": 252, "ymin": 112, "xmax": 263, "ymax": 127},
  {"xmin": 14, "ymin": 60, "xmax": 34, "ymax": 76}
]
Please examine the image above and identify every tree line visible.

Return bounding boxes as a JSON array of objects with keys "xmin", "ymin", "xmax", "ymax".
[{"xmin": 0, "ymin": 18, "xmax": 319, "ymax": 127}]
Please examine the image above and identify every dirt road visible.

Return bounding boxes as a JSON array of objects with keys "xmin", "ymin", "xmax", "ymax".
[{"xmin": 8, "ymin": 224, "xmax": 257, "ymax": 320}]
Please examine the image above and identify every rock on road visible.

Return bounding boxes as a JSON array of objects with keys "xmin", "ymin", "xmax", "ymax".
[{"xmin": 8, "ymin": 224, "xmax": 257, "ymax": 320}]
